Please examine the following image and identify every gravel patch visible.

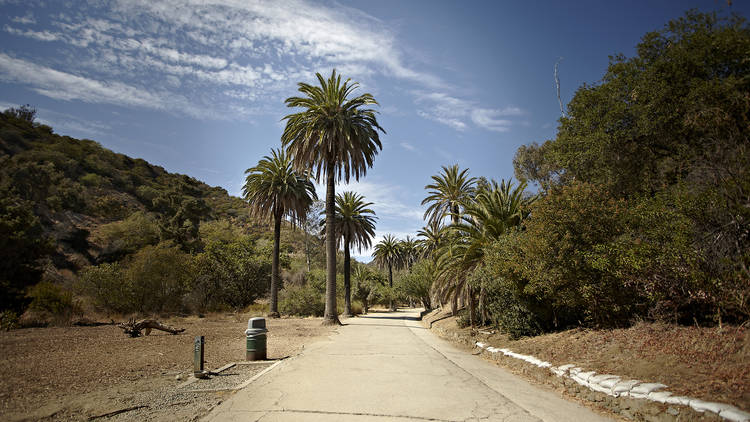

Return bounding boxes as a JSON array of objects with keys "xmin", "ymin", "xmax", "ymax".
[{"xmin": 179, "ymin": 362, "xmax": 274, "ymax": 392}]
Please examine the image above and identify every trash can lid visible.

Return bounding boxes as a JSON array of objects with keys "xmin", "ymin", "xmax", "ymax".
[
  {"xmin": 248, "ymin": 317, "xmax": 266, "ymax": 329},
  {"xmin": 245, "ymin": 327, "xmax": 268, "ymax": 335}
]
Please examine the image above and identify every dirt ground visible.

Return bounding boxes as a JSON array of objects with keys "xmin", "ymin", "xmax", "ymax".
[
  {"xmin": 0, "ymin": 313, "xmax": 336, "ymax": 421},
  {"xmin": 425, "ymin": 309, "xmax": 750, "ymax": 412}
]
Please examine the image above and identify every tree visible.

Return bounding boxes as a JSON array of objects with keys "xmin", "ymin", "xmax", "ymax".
[
  {"xmin": 416, "ymin": 221, "xmax": 445, "ymax": 259},
  {"xmin": 330, "ymin": 191, "xmax": 376, "ymax": 317},
  {"xmin": 373, "ymin": 234, "xmax": 401, "ymax": 311},
  {"xmin": 421, "ymin": 164, "xmax": 476, "ymax": 314},
  {"xmin": 282, "ymin": 70, "xmax": 385, "ymax": 325},
  {"xmin": 396, "ymin": 259, "xmax": 436, "ymax": 311},
  {"xmin": 352, "ymin": 265, "xmax": 380, "ymax": 314},
  {"xmin": 243, "ymin": 149, "xmax": 317, "ymax": 318},
  {"xmin": 443, "ymin": 179, "xmax": 536, "ymax": 325},
  {"xmin": 303, "ymin": 200, "xmax": 325, "ymax": 271},
  {"xmin": 152, "ymin": 180, "xmax": 210, "ymax": 252},
  {"xmin": 422, "ymin": 165, "xmax": 476, "ymax": 226},
  {"xmin": 0, "ymin": 193, "xmax": 52, "ymax": 313},
  {"xmin": 399, "ymin": 236, "xmax": 419, "ymax": 271},
  {"xmin": 3, "ymin": 104, "xmax": 37, "ymax": 123},
  {"xmin": 514, "ymin": 11, "xmax": 750, "ymax": 323}
]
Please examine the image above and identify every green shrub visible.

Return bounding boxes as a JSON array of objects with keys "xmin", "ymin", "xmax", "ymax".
[
  {"xmin": 26, "ymin": 281, "xmax": 80, "ymax": 324},
  {"xmin": 93, "ymin": 212, "xmax": 160, "ymax": 261},
  {"xmin": 350, "ymin": 300, "xmax": 363, "ymax": 316},
  {"xmin": 279, "ymin": 285, "xmax": 324, "ymax": 316},
  {"xmin": 78, "ymin": 262, "xmax": 131, "ymax": 313},
  {"xmin": 191, "ymin": 238, "xmax": 270, "ymax": 312},
  {"xmin": 80, "ymin": 172, "xmax": 108, "ymax": 187},
  {"xmin": 125, "ymin": 244, "xmax": 192, "ymax": 314},
  {"xmin": 0, "ymin": 310, "xmax": 19, "ymax": 331}
]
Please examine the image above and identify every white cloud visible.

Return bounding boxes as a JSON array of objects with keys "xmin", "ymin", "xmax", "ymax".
[
  {"xmin": 0, "ymin": 53, "xmax": 207, "ymax": 118},
  {"xmin": 0, "ymin": 0, "xmax": 522, "ymax": 129},
  {"xmin": 4, "ymin": 25, "xmax": 61, "ymax": 41},
  {"xmin": 313, "ymin": 180, "xmax": 424, "ymax": 223},
  {"xmin": 470, "ymin": 109, "xmax": 513, "ymax": 132},
  {"xmin": 415, "ymin": 91, "xmax": 524, "ymax": 133},
  {"xmin": 399, "ymin": 142, "xmax": 416, "ymax": 151},
  {"xmin": 10, "ymin": 13, "xmax": 35, "ymax": 25}
]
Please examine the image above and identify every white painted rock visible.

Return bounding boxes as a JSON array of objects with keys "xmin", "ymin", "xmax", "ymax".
[
  {"xmin": 664, "ymin": 395, "xmax": 691, "ymax": 406},
  {"xmin": 574, "ymin": 371, "xmax": 596, "ymax": 383},
  {"xmin": 689, "ymin": 399, "xmax": 736, "ymax": 414},
  {"xmin": 719, "ymin": 406, "xmax": 750, "ymax": 422},
  {"xmin": 647, "ymin": 391, "xmax": 673, "ymax": 403},
  {"xmin": 549, "ymin": 366, "xmax": 567, "ymax": 377},
  {"xmin": 590, "ymin": 374, "xmax": 620, "ymax": 387},
  {"xmin": 630, "ymin": 382, "xmax": 667, "ymax": 396},
  {"xmin": 611, "ymin": 380, "xmax": 641, "ymax": 396}
]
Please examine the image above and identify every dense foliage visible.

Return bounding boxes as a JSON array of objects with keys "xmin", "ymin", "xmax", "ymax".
[
  {"xmin": 397, "ymin": 11, "xmax": 749, "ymax": 338},
  {"xmin": 0, "ymin": 107, "xmax": 321, "ymax": 319}
]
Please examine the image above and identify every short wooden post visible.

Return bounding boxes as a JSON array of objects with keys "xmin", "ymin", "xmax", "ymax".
[{"xmin": 194, "ymin": 336, "xmax": 207, "ymax": 378}]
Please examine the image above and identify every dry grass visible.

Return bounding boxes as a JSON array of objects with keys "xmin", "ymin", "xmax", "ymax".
[{"xmin": 427, "ymin": 310, "xmax": 750, "ymax": 411}]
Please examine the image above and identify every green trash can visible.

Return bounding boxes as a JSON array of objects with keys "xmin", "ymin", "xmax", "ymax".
[{"xmin": 245, "ymin": 317, "xmax": 267, "ymax": 360}]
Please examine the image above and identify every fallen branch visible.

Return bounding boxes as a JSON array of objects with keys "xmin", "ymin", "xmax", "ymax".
[
  {"xmin": 117, "ymin": 318, "xmax": 185, "ymax": 337},
  {"xmin": 88, "ymin": 405, "xmax": 148, "ymax": 420}
]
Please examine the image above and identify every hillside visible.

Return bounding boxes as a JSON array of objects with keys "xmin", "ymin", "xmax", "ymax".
[{"xmin": 0, "ymin": 106, "xmax": 321, "ymax": 318}]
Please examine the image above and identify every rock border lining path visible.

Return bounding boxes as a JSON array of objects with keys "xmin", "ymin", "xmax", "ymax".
[{"xmin": 474, "ymin": 341, "xmax": 750, "ymax": 422}]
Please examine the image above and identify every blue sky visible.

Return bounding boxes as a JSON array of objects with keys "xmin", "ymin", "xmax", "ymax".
[{"xmin": 0, "ymin": 0, "xmax": 746, "ymax": 262}]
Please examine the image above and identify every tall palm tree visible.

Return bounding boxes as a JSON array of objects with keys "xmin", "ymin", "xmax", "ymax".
[
  {"xmin": 422, "ymin": 164, "xmax": 476, "ymax": 226},
  {"xmin": 331, "ymin": 191, "xmax": 377, "ymax": 317},
  {"xmin": 421, "ymin": 164, "xmax": 476, "ymax": 315},
  {"xmin": 444, "ymin": 178, "xmax": 536, "ymax": 325},
  {"xmin": 243, "ymin": 149, "xmax": 317, "ymax": 318},
  {"xmin": 399, "ymin": 236, "xmax": 419, "ymax": 271},
  {"xmin": 416, "ymin": 220, "xmax": 445, "ymax": 259},
  {"xmin": 373, "ymin": 234, "xmax": 402, "ymax": 311},
  {"xmin": 282, "ymin": 70, "xmax": 385, "ymax": 325}
]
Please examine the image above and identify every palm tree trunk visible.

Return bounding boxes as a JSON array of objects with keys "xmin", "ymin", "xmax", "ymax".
[
  {"xmin": 467, "ymin": 282, "xmax": 475, "ymax": 327},
  {"xmin": 343, "ymin": 239, "xmax": 352, "ymax": 317},
  {"xmin": 322, "ymin": 163, "xmax": 339, "ymax": 325},
  {"xmin": 452, "ymin": 286, "xmax": 458, "ymax": 316},
  {"xmin": 388, "ymin": 263, "xmax": 394, "ymax": 311},
  {"xmin": 269, "ymin": 212, "xmax": 282, "ymax": 318},
  {"xmin": 451, "ymin": 207, "xmax": 460, "ymax": 316}
]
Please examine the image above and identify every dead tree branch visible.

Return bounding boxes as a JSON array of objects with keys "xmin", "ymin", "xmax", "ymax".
[
  {"xmin": 555, "ymin": 57, "xmax": 567, "ymax": 118},
  {"xmin": 117, "ymin": 319, "xmax": 185, "ymax": 337}
]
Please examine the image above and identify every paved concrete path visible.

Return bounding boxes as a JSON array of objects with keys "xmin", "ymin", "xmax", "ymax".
[{"xmin": 205, "ymin": 309, "xmax": 612, "ymax": 422}]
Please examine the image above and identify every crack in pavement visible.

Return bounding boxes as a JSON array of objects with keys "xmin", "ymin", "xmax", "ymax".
[{"xmin": 260, "ymin": 408, "xmax": 459, "ymax": 421}]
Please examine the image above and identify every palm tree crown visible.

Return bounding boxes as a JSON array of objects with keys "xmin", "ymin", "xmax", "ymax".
[
  {"xmin": 373, "ymin": 234, "xmax": 402, "ymax": 274},
  {"xmin": 422, "ymin": 164, "xmax": 476, "ymax": 225},
  {"xmin": 243, "ymin": 148, "xmax": 317, "ymax": 225},
  {"xmin": 281, "ymin": 70, "xmax": 385, "ymax": 182},
  {"xmin": 332, "ymin": 191, "xmax": 377, "ymax": 252}
]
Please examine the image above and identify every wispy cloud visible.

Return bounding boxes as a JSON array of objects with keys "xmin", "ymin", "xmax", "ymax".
[
  {"xmin": 10, "ymin": 13, "xmax": 35, "ymax": 25},
  {"xmin": 0, "ymin": 0, "xmax": 443, "ymax": 119},
  {"xmin": 1, "ymin": 0, "xmax": 518, "ymax": 128},
  {"xmin": 314, "ymin": 179, "xmax": 425, "ymax": 223},
  {"xmin": 0, "ymin": 53, "xmax": 208, "ymax": 118},
  {"xmin": 414, "ymin": 91, "xmax": 524, "ymax": 133},
  {"xmin": 399, "ymin": 142, "xmax": 416, "ymax": 152}
]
